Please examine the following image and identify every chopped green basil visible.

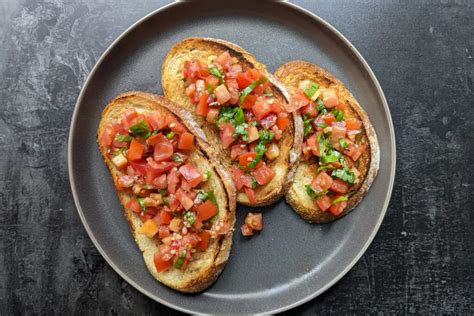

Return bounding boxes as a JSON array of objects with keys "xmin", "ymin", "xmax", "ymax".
[
  {"xmin": 234, "ymin": 123, "xmax": 249, "ymax": 142},
  {"xmin": 239, "ymin": 77, "xmax": 267, "ymax": 105},
  {"xmin": 248, "ymin": 141, "xmax": 266, "ymax": 169},
  {"xmin": 206, "ymin": 84, "xmax": 215, "ymax": 94},
  {"xmin": 137, "ymin": 197, "xmax": 146, "ymax": 212},
  {"xmin": 217, "ymin": 106, "xmax": 245, "ymax": 125},
  {"xmin": 339, "ymin": 137, "xmax": 348, "ymax": 150},
  {"xmin": 210, "ymin": 66, "xmax": 223, "ymax": 82},
  {"xmin": 317, "ymin": 99, "xmax": 327, "ymax": 114},
  {"xmin": 332, "ymin": 195, "xmax": 348, "ymax": 204},
  {"xmin": 130, "ymin": 120, "xmax": 151, "ymax": 139},
  {"xmin": 204, "ymin": 170, "xmax": 212, "ymax": 181},
  {"xmin": 321, "ymin": 149, "xmax": 342, "ymax": 164},
  {"xmin": 172, "ymin": 153, "xmax": 183, "ymax": 163},
  {"xmin": 111, "ymin": 147, "xmax": 126, "ymax": 156},
  {"xmin": 317, "ymin": 134, "xmax": 329, "ymax": 157},
  {"xmin": 251, "ymin": 177, "xmax": 258, "ymax": 189},
  {"xmin": 333, "ymin": 110, "xmax": 344, "ymax": 121},
  {"xmin": 251, "ymin": 121, "xmax": 258, "ymax": 126},
  {"xmin": 317, "ymin": 165, "xmax": 335, "ymax": 172},
  {"xmin": 305, "ymin": 185, "xmax": 328, "ymax": 199},
  {"xmin": 166, "ymin": 132, "xmax": 175, "ymax": 139},
  {"xmin": 174, "ymin": 250, "xmax": 187, "ymax": 269},
  {"xmin": 316, "ymin": 122, "xmax": 328, "ymax": 128},
  {"xmin": 264, "ymin": 92, "xmax": 274, "ymax": 97},
  {"xmin": 332, "ymin": 168, "xmax": 355, "ymax": 184},
  {"xmin": 304, "ymin": 118, "xmax": 313, "ymax": 136},
  {"xmin": 183, "ymin": 211, "xmax": 196, "ymax": 225},
  {"xmin": 115, "ymin": 134, "xmax": 132, "ymax": 143},
  {"xmin": 304, "ymin": 82, "xmax": 320, "ymax": 99},
  {"xmin": 258, "ymin": 130, "xmax": 274, "ymax": 142},
  {"xmin": 196, "ymin": 190, "xmax": 208, "ymax": 202}
]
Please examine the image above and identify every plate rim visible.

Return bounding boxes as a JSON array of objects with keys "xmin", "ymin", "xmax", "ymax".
[{"xmin": 67, "ymin": 1, "xmax": 396, "ymax": 313}]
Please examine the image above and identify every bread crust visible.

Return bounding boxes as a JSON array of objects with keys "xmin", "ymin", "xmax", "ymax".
[
  {"xmin": 162, "ymin": 38, "xmax": 303, "ymax": 206},
  {"xmin": 97, "ymin": 91, "xmax": 236, "ymax": 292},
  {"xmin": 274, "ymin": 61, "xmax": 379, "ymax": 223}
]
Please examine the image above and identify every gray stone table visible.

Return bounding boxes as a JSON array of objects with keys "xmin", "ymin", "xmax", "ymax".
[{"xmin": 1, "ymin": 0, "xmax": 473, "ymax": 314}]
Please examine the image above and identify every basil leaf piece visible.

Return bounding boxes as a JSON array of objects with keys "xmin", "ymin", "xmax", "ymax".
[
  {"xmin": 239, "ymin": 77, "xmax": 267, "ymax": 105},
  {"xmin": 172, "ymin": 153, "xmax": 183, "ymax": 163},
  {"xmin": 196, "ymin": 190, "xmax": 208, "ymax": 202},
  {"xmin": 210, "ymin": 67, "xmax": 223, "ymax": 81},
  {"xmin": 316, "ymin": 123, "xmax": 328, "ymax": 128},
  {"xmin": 305, "ymin": 185, "xmax": 328, "ymax": 199},
  {"xmin": 304, "ymin": 82, "xmax": 319, "ymax": 99},
  {"xmin": 183, "ymin": 211, "xmax": 196, "ymax": 225},
  {"xmin": 258, "ymin": 130, "xmax": 274, "ymax": 142},
  {"xmin": 234, "ymin": 123, "xmax": 249, "ymax": 142},
  {"xmin": 166, "ymin": 132, "xmax": 175, "ymax": 139},
  {"xmin": 332, "ymin": 195, "xmax": 348, "ymax": 204},
  {"xmin": 332, "ymin": 168, "xmax": 356, "ymax": 184},
  {"xmin": 204, "ymin": 171, "xmax": 212, "ymax": 181},
  {"xmin": 251, "ymin": 177, "xmax": 258, "ymax": 189},
  {"xmin": 174, "ymin": 250, "xmax": 187, "ymax": 269},
  {"xmin": 137, "ymin": 197, "xmax": 146, "ymax": 212},
  {"xmin": 333, "ymin": 110, "xmax": 344, "ymax": 121},
  {"xmin": 115, "ymin": 134, "xmax": 132, "ymax": 143},
  {"xmin": 321, "ymin": 149, "xmax": 342, "ymax": 164},
  {"xmin": 217, "ymin": 106, "xmax": 245, "ymax": 125},
  {"xmin": 339, "ymin": 137, "xmax": 348, "ymax": 150},
  {"xmin": 304, "ymin": 119, "xmax": 313, "ymax": 136},
  {"xmin": 130, "ymin": 120, "xmax": 151, "ymax": 139},
  {"xmin": 248, "ymin": 141, "xmax": 267, "ymax": 169}
]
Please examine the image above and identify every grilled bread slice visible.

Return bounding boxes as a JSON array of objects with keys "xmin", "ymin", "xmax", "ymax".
[
  {"xmin": 97, "ymin": 91, "xmax": 236, "ymax": 292},
  {"xmin": 162, "ymin": 38, "xmax": 303, "ymax": 206},
  {"xmin": 274, "ymin": 61, "xmax": 379, "ymax": 223}
]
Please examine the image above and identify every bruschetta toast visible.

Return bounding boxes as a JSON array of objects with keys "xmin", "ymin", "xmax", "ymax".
[
  {"xmin": 97, "ymin": 91, "xmax": 236, "ymax": 292},
  {"xmin": 162, "ymin": 38, "xmax": 303, "ymax": 206},
  {"xmin": 274, "ymin": 61, "xmax": 379, "ymax": 223}
]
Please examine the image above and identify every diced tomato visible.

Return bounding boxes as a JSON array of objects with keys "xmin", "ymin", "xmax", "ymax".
[
  {"xmin": 178, "ymin": 163, "xmax": 203, "ymax": 187},
  {"xmin": 243, "ymin": 69, "xmax": 258, "ymax": 81},
  {"xmin": 166, "ymin": 115, "xmax": 187, "ymax": 133},
  {"xmin": 158, "ymin": 225, "xmax": 170, "ymax": 238},
  {"xmin": 178, "ymin": 132, "xmax": 194, "ymax": 150},
  {"xmin": 276, "ymin": 116, "xmax": 290, "ymax": 130},
  {"xmin": 344, "ymin": 143, "xmax": 367, "ymax": 161},
  {"xmin": 246, "ymin": 125, "xmax": 259, "ymax": 143},
  {"xmin": 154, "ymin": 251, "xmax": 171, "ymax": 272},
  {"xmin": 206, "ymin": 108, "xmax": 219, "ymax": 124},
  {"xmin": 236, "ymin": 72, "xmax": 252, "ymax": 89},
  {"xmin": 306, "ymin": 134, "xmax": 321, "ymax": 156},
  {"xmin": 216, "ymin": 51, "xmax": 232, "ymax": 67},
  {"xmin": 330, "ymin": 178, "xmax": 349, "ymax": 194},
  {"xmin": 147, "ymin": 111, "xmax": 168, "ymax": 131},
  {"xmin": 239, "ymin": 152, "xmax": 257, "ymax": 169},
  {"xmin": 129, "ymin": 159, "xmax": 148, "ymax": 175},
  {"xmin": 219, "ymin": 123, "xmax": 235, "ymax": 149},
  {"xmin": 147, "ymin": 133, "xmax": 164, "ymax": 146},
  {"xmin": 198, "ymin": 60, "xmax": 210, "ymax": 77},
  {"xmin": 316, "ymin": 195, "xmax": 332, "ymax": 212},
  {"xmin": 167, "ymin": 168, "xmax": 180, "ymax": 194},
  {"xmin": 329, "ymin": 198, "xmax": 347, "ymax": 216},
  {"xmin": 196, "ymin": 200, "xmax": 218, "ymax": 221},
  {"xmin": 260, "ymin": 114, "xmax": 277, "ymax": 129},
  {"xmin": 253, "ymin": 165, "xmax": 275, "ymax": 185},
  {"xmin": 331, "ymin": 126, "xmax": 347, "ymax": 145},
  {"xmin": 147, "ymin": 160, "xmax": 174, "ymax": 177},
  {"xmin": 160, "ymin": 209, "xmax": 172, "ymax": 225},
  {"xmin": 154, "ymin": 139, "xmax": 173, "ymax": 162},
  {"xmin": 100, "ymin": 126, "xmax": 114, "ymax": 147},
  {"xmin": 253, "ymin": 81, "xmax": 269, "ymax": 95},
  {"xmin": 205, "ymin": 75, "xmax": 220, "ymax": 87},
  {"xmin": 245, "ymin": 212, "xmax": 263, "ymax": 230},
  {"xmin": 346, "ymin": 117, "xmax": 362, "ymax": 130},
  {"xmin": 196, "ymin": 91, "xmax": 209, "ymax": 116},
  {"xmin": 185, "ymin": 83, "xmax": 196, "ymax": 98},
  {"xmin": 127, "ymin": 138, "xmax": 144, "ymax": 161},
  {"xmin": 252, "ymin": 99, "xmax": 273, "ymax": 120},
  {"xmin": 265, "ymin": 143, "xmax": 279, "ymax": 160},
  {"xmin": 244, "ymin": 188, "xmax": 257, "ymax": 204},
  {"xmin": 193, "ymin": 218, "xmax": 203, "ymax": 230},
  {"xmin": 175, "ymin": 189, "xmax": 194, "ymax": 210},
  {"xmin": 226, "ymin": 78, "xmax": 240, "ymax": 104},
  {"xmin": 231, "ymin": 144, "xmax": 248, "ymax": 160},
  {"xmin": 286, "ymin": 90, "xmax": 310, "ymax": 112},
  {"xmin": 301, "ymin": 102, "xmax": 318, "ymax": 118},
  {"xmin": 241, "ymin": 94, "xmax": 256, "ymax": 109},
  {"xmin": 214, "ymin": 84, "xmax": 231, "ymax": 105},
  {"xmin": 121, "ymin": 109, "xmax": 139, "ymax": 130},
  {"xmin": 169, "ymin": 215, "xmax": 182, "ymax": 232},
  {"xmin": 271, "ymin": 125, "xmax": 283, "ymax": 141},
  {"xmin": 232, "ymin": 166, "xmax": 245, "ymax": 190},
  {"xmin": 323, "ymin": 113, "xmax": 336, "ymax": 125},
  {"xmin": 139, "ymin": 212, "xmax": 153, "ymax": 223},
  {"xmin": 212, "ymin": 218, "xmax": 231, "ymax": 235},
  {"xmin": 138, "ymin": 219, "xmax": 159, "ymax": 238},
  {"xmin": 126, "ymin": 197, "xmax": 142, "ymax": 213},
  {"xmin": 301, "ymin": 141, "xmax": 312, "ymax": 161},
  {"xmin": 311, "ymin": 172, "xmax": 334, "ymax": 191},
  {"xmin": 196, "ymin": 230, "xmax": 211, "ymax": 251},
  {"xmin": 240, "ymin": 224, "xmax": 253, "ymax": 236},
  {"xmin": 322, "ymin": 89, "xmax": 339, "ymax": 108}
]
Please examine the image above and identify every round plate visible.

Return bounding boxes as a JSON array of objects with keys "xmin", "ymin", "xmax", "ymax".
[{"xmin": 68, "ymin": 1, "xmax": 395, "ymax": 314}]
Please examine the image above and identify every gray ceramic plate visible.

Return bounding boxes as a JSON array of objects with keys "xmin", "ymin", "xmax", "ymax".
[{"xmin": 68, "ymin": 0, "xmax": 395, "ymax": 314}]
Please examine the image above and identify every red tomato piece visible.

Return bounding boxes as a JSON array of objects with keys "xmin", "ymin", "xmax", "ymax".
[
  {"xmin": 244, "ymin": 212, "xmax": 263, "ymax": 230},
  {"xmin": 166, "ymin": 115, "xmax": 187, "ymax": 133},
  {"xmin": 315, "ymin": 195, "xmax": 331, "ymax": 212},
  {"xmin": 100, "ymin": 126, "xmax": 114, "ymax": 147},
  {"xmin": 331, "ymin": 126, "xmax": 347, "ymax": 145},
  {"xmin": 253, "ymin": 165, "xmax": 275, "ymax": 185},
  {"xmin": 158, "ymin": 225, "xmax": 170, "ymax": 239},
  {"xmin": 185, "ymin": 83, "xmax": 196, "ymax": 98},
  {"xmin": 121, "ymin": 109, "xmax": 139, "ymax": 130},
  {"xmin": 196, "ymin": 200, "xmax": 218, "ymax": 221},
  {"xmin": 244, "ymin": 187, "xmax": 257, "ymax": 204},
  {"xmin": 311, "ymin": 172, "xmax": 334, "ymax": 192},
  {"xmin": 129, "ymin": 159, "xmax": 148, "ymax": 175},
  {"xmin": 178, "ymin": 132, "xmax": 194, "ymax": 150},
  {"xmin": 231, "ymin": 166, "xmax": 245, "ymax": 190},
  {"xmin": 126, "ymin": 197, "xmax": 142, "ymax": 213},
  {"xmin": 346, "ymin": 117, "xmax": 362, "ymax": 130},
  {"xmin": 241, "ymin": 94, "xmax": 257, "ymax": 109},
  {"xmin": 240, "ymin": 224, "xmax": 253, "ymax": 236},
  {"xmin": 127, "ymin": 138, "xmax": 144, "ymax": 161},
  {"xmin": 230, "ymin": 144, "xmax": 248, "ymax": 160},
  {"xmin": 330, "ymin": 178, "xmax": 349, "ymax": 194},
  {"xmin": 214, "ymin": 84, "xmax": 231, "ymax": 105},
  {"xmin": 154, "ymin": 251, "xmax": 171, "ymax": 272},
  {"xmin": 306, "ymin": 134, "xmax": 321, "ymax": 157},
  {"xmin": 276, "ymin": 116, "xmax": 290, "ymax": 131},
  {"xmin": 301, "ymin": 102, "xmax": 318, "ymax": 118},
  {"xmin": 154, "ymin": 139, "xmax": 173, "ymax": 162},
  {"xmin": 344, "ymin": 143, "xmax": 367, "ymax": 162},
  {"xmin": 196, "ymin": 230, "xmax": 211, "ymax": 251},
  {"xmin": 196, "ymin": 91, "xmax": 209, "ymax": 116},
  {"xmin": 175, "ymin": 188, "xmax": 194, "ymax": 210},
  {"xmin": 206, "ymin": 108, "xmax": 219, "ymax": 124},
  {"xmin": 329, "ymin": 198, "xmax": 347, "ymax": 216},
  {"xmin": 322, "ymin": 89, "xmax": 339, "ymax": 108},
  {"xmin": 323, "ymin": 113, "xmax": 336, "ymax": 125},
  {"xmin": 286, "ymin": 90, "xmax": 310, "ymax": 112},
  {"xmin": 167, "ymin": 168, "xmax": 180, "ymax": 194},
  {"xmin": 239, "ymin": 152, "xmax": 257, "ymax": 169},
  {"xmin": 160, "ymin": 209, "xmax": 172, "ymax": 225},
  {"xmin": 147, "ymin": 133, "xmax": 165, "ymax": 146},
  {"xmin": 252, "ymin": 99, "xmax": 273, "ymax": 121},
  {"xmin": 219, "ymin": 123, "xmax": 235, "ymax": 149},
  {"xmin": 178, "ymin": 163, "xmax": 203, "ymax": 187},
  {"xmin": 216, "ymin": 51, "xmax": 232, "ymax": 67},
  {"xmin": 236, "ymin": 72, "xmax": 252, "ymax": 89}
]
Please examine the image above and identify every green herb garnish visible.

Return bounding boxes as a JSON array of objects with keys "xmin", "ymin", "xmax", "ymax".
[
  {"xmin": 196, "ymin": 190, "xmax": 208, "ymax": 202},
  {"xmin": 130, "ymin": 120, "xmax": 151, "ymax": 139},
  {"xmin": 338, "ymin": 138, "xmax": 348, "ymax": 150},
  {"xmin": 115, "ymin": 134, "xmax": 132, "ymax": 143},
  {"xmin": 206, "ymin": 84, "xmax": 215, "ymax": 94},
  {"xmin": 166, "ymin": 132, "xmax": 175, "ymax": 139},
  {"xmin": 251, "ymin": 177, "xmax": 258, "ymax": 189},
  {"xmin": 204, "ymin": 171, "xmax": 212, "ymax": 181},
  {"xmin": 137, "ymin": 197, "xmax": 146, "ymax": 212},
  {"xmin": 321, "ymin": 149, "xmax": 342, "ymax": 164},
  {"xmin": 172, "ymin": 153, "xmax": 183, "ymax": 163},
  {"xmin": 304, "ymin": 82, "xmax": 319, "ymax": 99},
  {"xmin": 264, "ymin": 92, "xmax": 274, "ymax": 97},
  {"xmin": 111, "ymin": 147, "xmax": 126, "ymax": 156},
  {"xmin": 217, "ymin": 106, "xmax": 245, "ymax": 125},
  {"xmin": 316, "ymin": 122, "xmax": 328, "ymax": 128},
  {"xmin": 210, "ymin": 66, "xmax": 223, "ymax": 82},
  {"xmin": 333, "ymin": 110, "xmax": 344, "ymax": 121},
  {"xmin": 183, "ymin": 211, "xmax": 196, "ymax": 225},
  {"xmin": 174, "ymin": 250, "xmax": 187, "ymax": 269},
  {"xmin": 332, "ymin": 195, "xmax": 348, "ymax": 204},
  {"xmin": 304, "ymin": 118, "xmax": 313, "ymax": 136},
  {"xmin": 332, "ymin": 168, "xmax": 355, "ymax": 184},
  {"xmin": 317, "ymin": 99, "xmax": 327, "ymax": 114},
  {"xmin": 239, "ymin": 77, "xmax": 267, "ymax": 105},
  {"xmin": 234, "ymin": 123, "xmax": 249, "ymax": 142},
  {"xmin": 305, "ymin": 185, "xmax": 328, "ymax": 199}
]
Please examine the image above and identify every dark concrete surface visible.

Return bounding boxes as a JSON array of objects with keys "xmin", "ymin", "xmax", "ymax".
[{"xmin": 1, "ymin": 0, "xmax": 472, "ymax": 314}]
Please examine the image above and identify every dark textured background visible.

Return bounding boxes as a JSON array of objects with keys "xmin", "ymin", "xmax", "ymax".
[{"xmin": 1, "ymin": 0, "xmax": 472, "ymax": 314}]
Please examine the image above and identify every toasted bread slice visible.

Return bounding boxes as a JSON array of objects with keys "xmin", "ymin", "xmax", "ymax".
[
  {"xmin": 162, "ymin": 38, "xmax": 303, "ymax": 206},
  {"xmin": 97, "ymin": 91, "xmax": 236, "ymax": 292},
  {"xmin": 274, "ymin": 61, "xmax": 379, "ymax": 223}
]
